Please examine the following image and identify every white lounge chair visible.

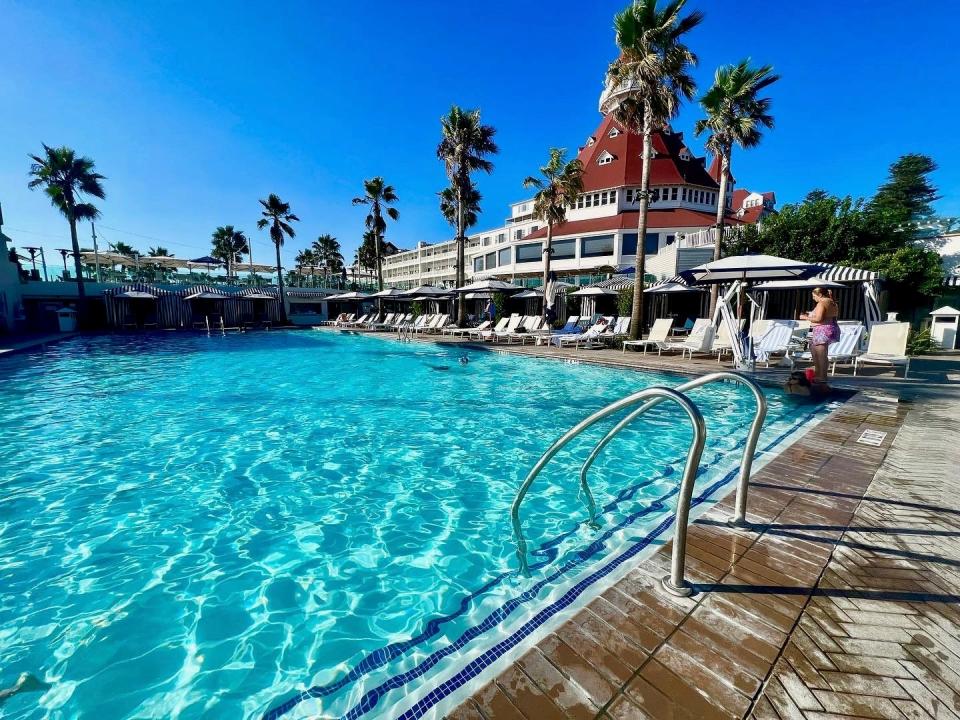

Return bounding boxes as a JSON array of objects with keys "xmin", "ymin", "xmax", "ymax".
[
  {"xmin": 753, "ymin": 320, "xmax": 799, "ymax": 366},
  {"xmin": 553, "ymin": 318, "xmax": 613, "ymax": 349},
  {"xmin": 661, "ymin": 318, "xmax": 712, "ymax": 355},
  {"xmin": 503, "ymin": 316, "xmax": 545, "ymax": 344},
  {"xmin": 622, "ymin": 318, "xmax": 674, "ymax": 354},
  {"xmin": 334, "ymin": 313, "xmax": 356, "ymax": 327},
  {"xmin": 491, "ymin": 314, "xmax": 524, "ymax": 342},
  {"xmin": 473, "ymin": 317, "xmax": 509, "ymax": 340},
  {"xmin": 853, "ymin": 322, "xmax": 911, "ymax": 378},
  {"xmin": 713, "ymin": 318, "xmax": 746, "ymax": 362},
  {"xmin": 790, "ymin": 323, "xmax": 865, "ymax": 375},
  {"xmin": 601, "ymin": 317, "xmax": 631, "ymax": 346},
  {"xmin": 445, "ymin": 319, "xmax": 490, "ymax": 337}
]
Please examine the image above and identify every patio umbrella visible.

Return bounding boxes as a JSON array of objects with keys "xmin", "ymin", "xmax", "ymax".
[
  {"xmin": 241, "ymin": 292, "xmax": 277, "ymax": 300},
  {"xmin": 116, "ymin": 290, "xmax": 157, "ymax": 299},
  {"xmin": 751, "ymin": 277, "xmax": 844, "ymax": 291},
  {"xmin": 140, "ymin": 256, "xmax": 187, "ymax": 269},
  {"xmin": 401, "ymin": 285, "xmax": 449, "ymax": 296},
  {"xmin": 513, "ymin": 289, "xmax": 543, "ymax": 299},
  {"xmin": 679, "ymin": 254, "xmax": 818, "ymax": 285},
  {"xmin": 327, "ymin": 291, "xmax": 370, "ymax": 300},
  {"xmin": 453, "ymin": 279, "xmax": 523, "ymax": 293},
  {"xmin": 644, "ymin": 282, "xmax": 704, "ymax": 293},
  {"xmin": 369, "ymin": 288, "xmax": 407, "ymax": 297}
]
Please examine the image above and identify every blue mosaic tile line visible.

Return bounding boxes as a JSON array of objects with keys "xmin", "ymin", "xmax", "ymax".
[{"xmin": 261, "ymin": 400, "xmax": 831, "ymax": 720}]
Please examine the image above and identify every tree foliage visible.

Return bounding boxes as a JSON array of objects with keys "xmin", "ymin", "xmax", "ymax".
[{"xmin": 727, "ymin": 154, "xmax": 946, "ymax": 308}]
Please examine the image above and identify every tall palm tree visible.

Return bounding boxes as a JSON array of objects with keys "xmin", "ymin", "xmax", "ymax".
[
  {"xmin": 311, "ymin": 233, "xmax": 344, "ymax": 285},
  {"xmin": 27, "ymin": 144, "xmax": 106, "ymax": 322},
  {"xmin": 523, "ymin": 148, "xmax": 584, "ymax": 316},
  {"xmin": 606, "ymin": 0, "xmax": 702, "ymax": 339},
  {"xmin": 695, "ymin": 59, "xmax": 779, "ymax": 315},
  {"xmin": 352, "ymin": 178, "xmax": 399, "ymax": 290},
  {"xmin": 211, "ymin": 225, "xmax": 250, "ymax": 279},
  {"xmin": 148, "ymin": 246, "xmax": 172, "ymax": 257},
  {"xmin": 437, "ymin": 105, "xmax": 498, "ymax": 324},
  {"xmin": 257, "ymin": 194, "xmax": 299, "ymax": 322}
]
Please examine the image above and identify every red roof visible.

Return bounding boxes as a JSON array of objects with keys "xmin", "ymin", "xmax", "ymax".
[
  {"xmin": 524, "ymin": 209, "xmax": 743, "ymax": 241},
  {"xmin": 575, "ymin": 115, "xmax": 720, "ymax": 192},
  {"xmin": 731, "ymin": 189, "xmax": 751, "ymax": 209},
  {"xmin": 707, "ymin": 155, "xmax": 736, "ymax": 184}
]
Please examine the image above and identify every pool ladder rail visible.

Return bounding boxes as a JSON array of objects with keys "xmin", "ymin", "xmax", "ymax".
[{"xmin": 511, "ymin": 372, "xmax": 767, "ymax": 597}]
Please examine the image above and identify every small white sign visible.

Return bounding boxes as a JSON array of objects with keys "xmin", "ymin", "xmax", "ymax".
[{"xmin": 857, "ymin": 429, "xmax": 887, "ymax": 447}]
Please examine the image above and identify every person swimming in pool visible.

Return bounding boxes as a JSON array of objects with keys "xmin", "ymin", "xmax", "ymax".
[{"xmin": 458, "ymin": 356, "xmax": 469, "ymax": 365}]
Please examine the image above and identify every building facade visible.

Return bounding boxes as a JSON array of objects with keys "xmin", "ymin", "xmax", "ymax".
[{"xmin": 381, "ymin": 85, "xmax": 774, "ymax": 289}]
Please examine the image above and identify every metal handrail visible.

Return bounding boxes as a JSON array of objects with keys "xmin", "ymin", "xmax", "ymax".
[
  {"xmin": 511, "ymin": 386, "xmax": 706, "ymax": 596},
  {"xmin": 577, "ymin": 372, "xmax": 767, "ymax": 529}
]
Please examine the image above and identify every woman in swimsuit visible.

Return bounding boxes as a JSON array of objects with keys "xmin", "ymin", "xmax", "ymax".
[{"xmin": 799, "ymin": 287, "xmax": 840, "ymax": 387}]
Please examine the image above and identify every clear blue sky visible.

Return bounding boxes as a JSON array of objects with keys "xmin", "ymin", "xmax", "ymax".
[{"xmin": 1, "ymin": 0, "xmax": 958, "ymax": 270}]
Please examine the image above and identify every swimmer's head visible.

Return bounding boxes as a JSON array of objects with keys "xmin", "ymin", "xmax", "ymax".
[{"xmin": 458, "ymin": 356, "xmax": 469, "ymax": 365}]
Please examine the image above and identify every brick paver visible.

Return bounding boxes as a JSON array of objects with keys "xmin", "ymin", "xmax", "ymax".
[{"xmin": 446, "ymin": 387, "xmax": 960, "ymax": 719}]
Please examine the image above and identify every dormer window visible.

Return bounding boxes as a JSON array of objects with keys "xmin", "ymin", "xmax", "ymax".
[
  {"xmin": 597, "ymin": 150, "xmax": 615, "ymax": 165},
  {"xmin": 608, "ymin": 127, "xmax": 621, "ymax": 138},
  {"xmin": 679, "ymin": 149, "xmax": 690, "ymax": 161},
  {"xmin": 586, "ymin": 136, "xmax": 596, "ymax": 147}
]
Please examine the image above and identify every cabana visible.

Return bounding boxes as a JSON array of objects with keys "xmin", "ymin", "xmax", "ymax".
[
  {"xmin": 569, "ymin": 286, "xmax": 617, "ymax": 318},
  {"xmin": 103, "ymin": 284, "xmax": 281, "ymax": 330}
]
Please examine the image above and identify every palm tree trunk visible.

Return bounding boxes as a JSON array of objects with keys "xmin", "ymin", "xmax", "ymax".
[
  {"xmin": 275, "ymin": 241, "xmax": 287, "ymax": 324},
  {"xmin": 542, "ymin": 221, "xmax": 553, "ymax": 320},
  {"xmin": 67, "ymin": 208, "xmax": 87, "ymax": 325},
  {"xmin": 708, "ymin": 149, "xmax": 731, "ymax": 317},
  {"xmin": 456, "ymin": 184, "xmax": 467, "ymax": 326},
  {"xmin": 628, "ymin": 113, "xmax": 653, "ymax": 341},
  {"xmin": 376, "ymin": 232, "xmax": 384, "ymax": 291}
]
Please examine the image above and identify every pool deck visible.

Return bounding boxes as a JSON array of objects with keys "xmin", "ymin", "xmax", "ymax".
[
  {"xmin": 365, "ymin": 331, "xmax": 960, "ymax": 720},
  {"xmin": 0, "ymin": 331, "xmax": 76, "ymax": 357}
]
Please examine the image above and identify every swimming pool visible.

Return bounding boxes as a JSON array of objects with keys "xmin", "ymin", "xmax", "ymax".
[{"xmin": 0, "ymin": 330, "xmax": 833, "ymax": 718}]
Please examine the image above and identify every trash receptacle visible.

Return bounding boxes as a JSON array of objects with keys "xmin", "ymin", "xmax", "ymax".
[
  {"xmin": 56, "ymin": 307, "xmax": 78, "ymax": 332},
  {"xmin": 930, "ymin": 306, "xmax": 960, "ymax": 350}
]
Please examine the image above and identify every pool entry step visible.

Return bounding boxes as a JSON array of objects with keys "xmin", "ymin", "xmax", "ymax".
[{"xmin": 511, "ymin": 372, "xmax": 767, "ymax": 596}]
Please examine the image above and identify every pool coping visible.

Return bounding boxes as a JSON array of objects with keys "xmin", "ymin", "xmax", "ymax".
[{"xmin": 445, "ymin": 389, "xmax": 906, "ymax": 719}]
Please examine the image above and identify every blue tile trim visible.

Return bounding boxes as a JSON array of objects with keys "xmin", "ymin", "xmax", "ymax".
[{"xmin": 261, "ymin": 400, "xmax": 832, "ymax": 720}]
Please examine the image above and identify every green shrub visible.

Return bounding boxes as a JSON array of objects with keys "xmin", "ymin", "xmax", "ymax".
[
  {"xmin": 617, "ymin": 287, "xmax": 633, "ymax": 317},
  {"xmin": 411, "ymin": 301, "xmax": 423, "ymax": 318},
  {"xmin": 906, "ymin": 327, "xmax": 939, "ymax": 355}
]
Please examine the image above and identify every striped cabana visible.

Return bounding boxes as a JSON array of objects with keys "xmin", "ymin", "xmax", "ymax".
[
  {"xmin": 103, "ymin": 284, "xmax": 281, "ymax": 329},
  {"xmin": 103, "ymin": 283, "xmax": 184, "ymax": 329}
]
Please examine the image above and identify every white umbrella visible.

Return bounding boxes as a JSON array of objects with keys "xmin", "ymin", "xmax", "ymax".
[
  {"xmin": 569, "ymin": 287, "xmax": 617, "ymax": 296},
  {"xmin": 454, "ymin": 279, "xmax": 523, "ymax": 293},
  {"xmin": 80, "ymin": 250, "xmax": 134, "ymax": 267},
  {"xmin": 234, "ymin": 261, "xmax": 275, "ymax": 273},
  {"xmin": 751, "ymin": 277, "xmax": 844, "ymax": 290},
  {"xmin": 116, "ymin": 290, "xmax": 157, "ymax": 299},
  {"xmin": 514, "ymin": 289, "xmax": 543, "ymax": 299},
  {"xmin": 140, "ymin": 255, "xmax": 187, "ymax": 269},
  {"xmin": 679, "ymin": 254, "xmax": 817, "ymax": 284},
  {"xmin": 240, "ymin": 292, "xmax": 277, "ymax": 300}
]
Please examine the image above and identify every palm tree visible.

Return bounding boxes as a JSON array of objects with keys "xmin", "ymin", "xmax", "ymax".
[
  {"xmin": 257, "ymin": 194, "xmax": 299, "ymax": 322},
  {"xmin": 211, "ymin": 225, "xmax": 250, "ymax": 279},
  {"xmin": 27, "ymin": 144, "xmax": 106, "ymax": 322},
  {"xmin": 294, "ymin": 248, "xmax": 320, "ymax": 286},
  {"xmin": 523, "ymin": 148, "xmax": 584, "ymax": 316},
  {"xmin": 311, "ymin": 234, "xmax": 344, "ymax": 285},
  {"xmin": 148, "ymin": 246, "xmax": 172, "ymax": 257},
  {"xmin": 438, "ymin": 183, "xmax": 482, "ymax": 235},
  {"xmin": 606, "ymin": 0, "xmax": 702, "ymax": 339},
  {"xmin": 352, "ymin": 178, "xmax": 399, "ymax": 290},
  {"xmin": 695, "ymin": 59, "xmax": 779, "ymax": 315},
  {"xmin": 110, "ymin": 241, "xmax": 137, "ymax": 256},
  {"xmin": 437, "ymin": 105, "xmax": 498, "ymax": 324}
]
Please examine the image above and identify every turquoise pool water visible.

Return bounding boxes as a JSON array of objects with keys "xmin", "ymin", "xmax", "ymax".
[{"xmin": 0, "ymin": 331, "xmax": 831, "ymax": 719}]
